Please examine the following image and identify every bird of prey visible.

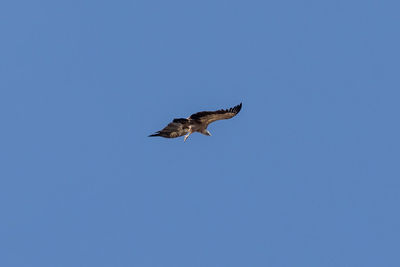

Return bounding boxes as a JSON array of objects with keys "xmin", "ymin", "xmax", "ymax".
[{"xmin": 149, "ymin": 103, "xmax": 242, "ymax": 142}]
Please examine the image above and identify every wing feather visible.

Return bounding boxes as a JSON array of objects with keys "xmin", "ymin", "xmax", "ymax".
[{"xmin": 189, "ymin": 103, "xmax": 242, "ymax": 126}]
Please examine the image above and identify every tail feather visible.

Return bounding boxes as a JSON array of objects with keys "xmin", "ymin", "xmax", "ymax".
[{"xmin": 148, "ymin": 132, "xmax": 161, "ymax": 137}]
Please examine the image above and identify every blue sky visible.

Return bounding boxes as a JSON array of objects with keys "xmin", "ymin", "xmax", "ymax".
[{"xmin": 1, "ymin": 0, "xmax": 399, "ymax": 266}]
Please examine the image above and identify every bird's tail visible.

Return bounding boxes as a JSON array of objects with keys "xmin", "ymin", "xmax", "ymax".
[{"xmin": 148, "ymin": 132, "xmax": 161, "ymax": 137}]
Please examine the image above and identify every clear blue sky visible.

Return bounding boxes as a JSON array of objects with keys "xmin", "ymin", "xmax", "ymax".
[{"xmin": 1, "ymin": 0, "xmax": 399, "ymax": 266}]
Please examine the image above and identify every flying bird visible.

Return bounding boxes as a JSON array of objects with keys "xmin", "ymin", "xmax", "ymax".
[{"xmin": 149, "ymin": 103, "xmax": 242, "ymax": 141}]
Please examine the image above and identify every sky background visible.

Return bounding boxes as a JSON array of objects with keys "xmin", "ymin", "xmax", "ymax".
[{"xmin": 1, "ymin": 0, "xmax": 400, "ymax": 266}]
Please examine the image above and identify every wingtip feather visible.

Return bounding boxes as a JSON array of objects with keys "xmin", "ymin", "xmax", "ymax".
[{"xmin": 233, "ymin": 102, "xmax": 242, "ymax": 114}]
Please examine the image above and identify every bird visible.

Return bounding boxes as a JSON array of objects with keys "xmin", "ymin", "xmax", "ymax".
[{"xmin": 149, "ymin": 103, "xmax": 242, "ymax": 142}]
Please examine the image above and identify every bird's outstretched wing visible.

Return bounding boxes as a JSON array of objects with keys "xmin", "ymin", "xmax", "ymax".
[
  {"xmin": 189, "ymin": 103, "xmax": 242, "ymax": 127},
  {"xmin": 148, "ymin": 118, "xmax": 190, "ymax": 138}
]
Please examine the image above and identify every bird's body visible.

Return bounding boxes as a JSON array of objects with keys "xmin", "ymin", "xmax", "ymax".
[{"xmin": 149, "ymin": 103, "xmax": 242, "ymax": 141}]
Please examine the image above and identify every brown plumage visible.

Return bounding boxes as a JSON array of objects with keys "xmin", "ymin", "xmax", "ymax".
[{"xmin": 149, "ymin": 103, "xmax": 242, "ymax": 141}]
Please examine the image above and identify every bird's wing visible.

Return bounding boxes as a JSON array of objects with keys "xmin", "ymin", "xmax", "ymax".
[
  {"xmin": 189, "ymin": 103, "xmax": 242, "ymax": 127},
  {"xmin": 149, "ymin": 118, "xmax": 190, "ymax": 138}
]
